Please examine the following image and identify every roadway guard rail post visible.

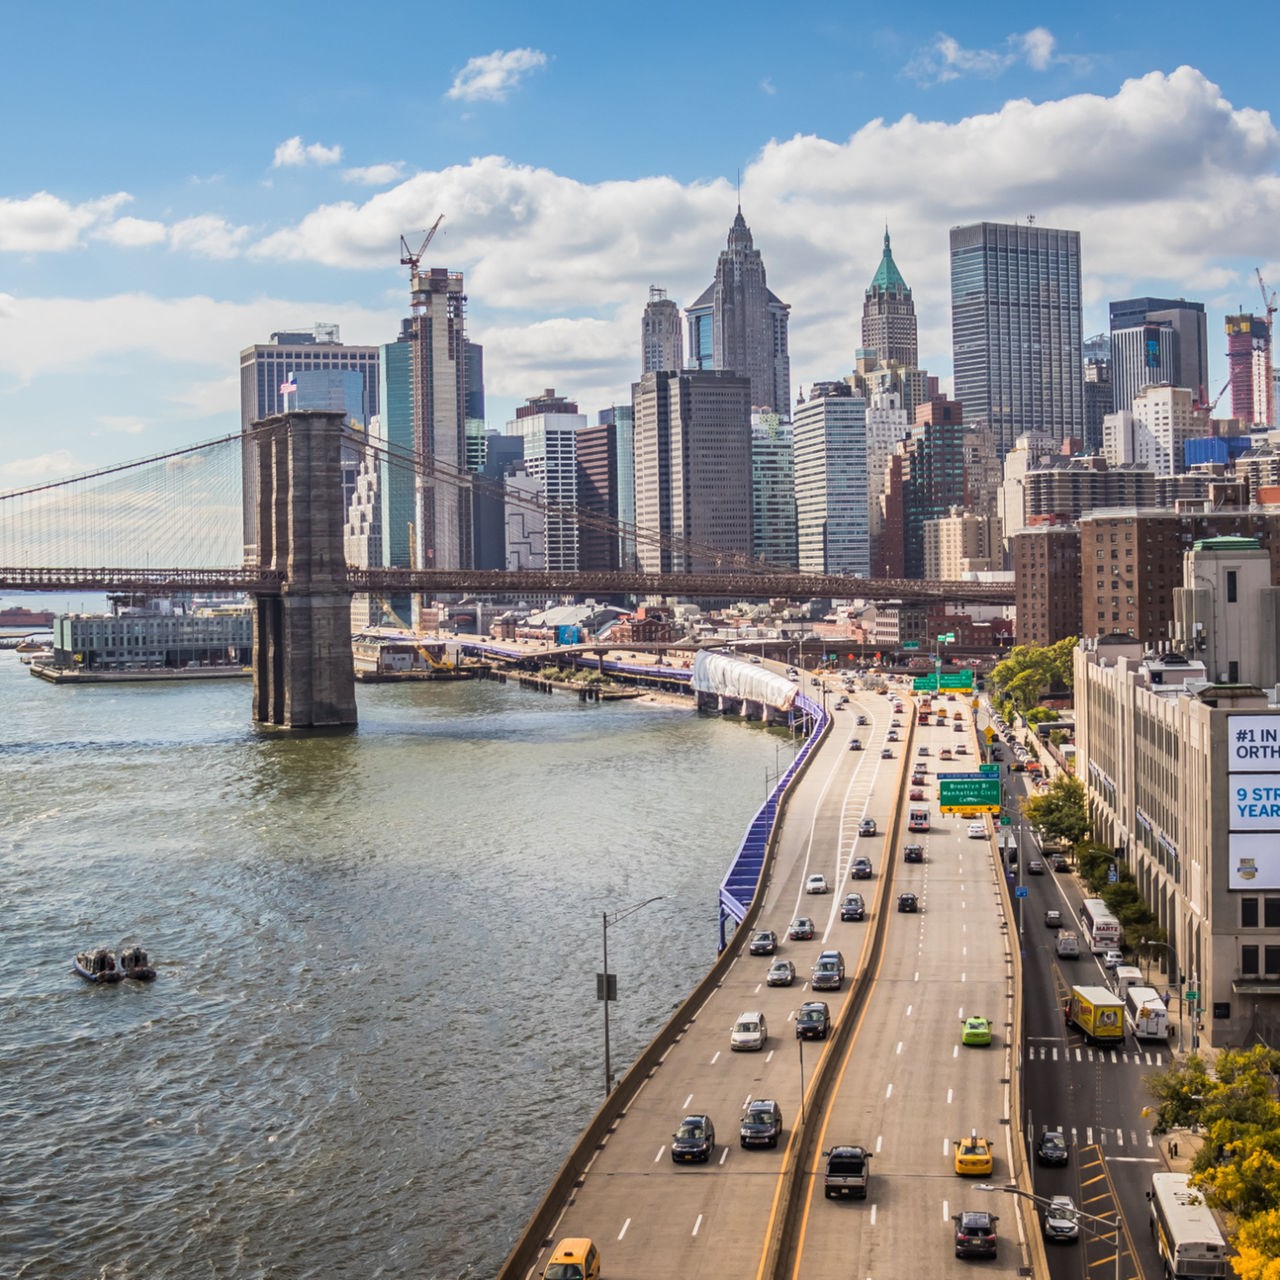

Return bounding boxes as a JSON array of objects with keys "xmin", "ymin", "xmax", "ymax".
[{"xmin": 497, "ymin": 689, "xmax": 832, "ymax": 1280}]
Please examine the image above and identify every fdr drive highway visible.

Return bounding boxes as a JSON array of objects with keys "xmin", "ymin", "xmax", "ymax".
[{"xmin": 503, "ymin": 683, "xmax": 1046, "ymax": 1280}]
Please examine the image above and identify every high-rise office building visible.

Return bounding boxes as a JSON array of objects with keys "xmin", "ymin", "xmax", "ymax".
[
  {"xmin": 598, "ymin": 405, "xmax": 637, "ymax": 570},
  {"xmin": 472, "ymin": 431, "xmax": 523, "ymax": 570},
  {"xmin": 576, "ymin": 421, "xmax": 619, "ymax": 571},
  {"xmin": 894, "ymin": 397, "xmax": 967, "ymax": 579},
  {"xmin": 1109, "ymin": 298, "xmax": 1209, "ymax": 413},
  {"xmin": 792, "ymin": 383, "xmax": 869, "ymax": 577},
  {"xmin": 686, "ymin": 208, "xmax": 791, "ymax": 414},
  {"xmin": 950, "ymin": 221, "xmax": 1084, "ymax": 460},
  {"xmin": 861, "ymin": 228, "xmax": 917, "ymax": 368},
  {"xmin": 505, "ymin": 390, "xmax": 583, "ymax": 573},
  {"xmin": 641, "ymin": 287, "xmax": 683, "ymax": 373},
  {"xmin": 464, "ymin": 340, "xmax": 485, "ymax": 423},
  {"xmin": 631, "ymin": 369, "xmax": 753, "ymax": 572},
  {"xmin": 751, "ymin": 413, "xmax": 797, "ymax": 568},
  {"xmin": 1083, "ymin": 358, "xmax": 1113, "ymax": 455}
]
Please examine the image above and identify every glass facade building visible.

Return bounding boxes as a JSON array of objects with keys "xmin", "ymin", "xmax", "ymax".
[{"xmin": 792, "ymin": 385, "xmax": 869, "ymax": 576}]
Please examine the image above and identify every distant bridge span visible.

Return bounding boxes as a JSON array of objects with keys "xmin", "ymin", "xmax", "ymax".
[{"xmin": 0, "ymin": 566, "xmax": 1015, "ymax": 607}]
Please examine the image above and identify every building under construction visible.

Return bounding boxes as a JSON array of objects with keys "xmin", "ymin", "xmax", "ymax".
[{"xmin": 1225, "ymin": 313, "xmax": 1273, "ymax": 427}]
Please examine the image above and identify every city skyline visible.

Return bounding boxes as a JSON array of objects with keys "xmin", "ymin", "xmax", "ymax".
[{"xmin": 1, "ymin": 4, "xmax": 1277, "ymax": 489}]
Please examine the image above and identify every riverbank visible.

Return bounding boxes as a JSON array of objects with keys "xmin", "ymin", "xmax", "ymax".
[{"xmin": 29, "ymin": 663, "xmax": 251, "ymax": 684}]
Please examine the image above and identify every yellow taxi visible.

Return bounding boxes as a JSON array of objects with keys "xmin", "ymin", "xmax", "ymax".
[
  {"xmin": 954, "ymin": 1130, "xmax": 994, "ymax": 1176},
  {"xmin": 545, "ymin": 1239, "xmax": 601, "ymax": 1280}
]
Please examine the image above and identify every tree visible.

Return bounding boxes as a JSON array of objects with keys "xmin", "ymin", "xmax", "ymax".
[
  {"xmin": 1020, "ymin": 774, "xmax": 1089, "ymax": 845},
  {"xmin": 990, "ymin": 638, "xmax": 1078, "ymax": 713},
  {"xmin": 1232, "ymin": 1208, "xmax": 1280, "ymax": 1280}
]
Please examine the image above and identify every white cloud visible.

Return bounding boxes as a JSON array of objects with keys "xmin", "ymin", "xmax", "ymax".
[
  {"xmin": 96, "ymin": 415, "xmax": 146, "ymax": 435},
  {"xmin": 0, "ymin": 191, "xmax": 132, "ymax": 253},
  {"xmin": 168, "ymin": 215, "xmax": 253, "ymax": 259},
  {"xmin": 1, "ymin": 449, "xmax": 78, "ymax": 485},
  {"xmin": 761, "ymin": 77, "xmax": 777, "ymax": 96},
  {"xmin": 272, "ymin": 136, "xmax": 343, "ymax": 168},
  {"xmin": 447, "ymin": 48, "xmax": 547, "ymax": 103},
  {"xmin": 343, "ymin": 162, "xmax": 406, "ymax": 186},
  {"xmin": 95, "ymin": 216, "xmax": 169, "ymax": 248},
  {"xmin": 905, "ymin": 26, "xmax": 1079, "ymax": 86}
]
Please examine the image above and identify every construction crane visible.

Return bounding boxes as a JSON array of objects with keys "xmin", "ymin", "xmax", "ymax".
[
  {"xmin": 1258, "ymin": 267, "xmax": 1277, "ymax": 426},
  {"xmin": 399, "ymin": 214, "xmax": 445, "ymax": 281}
]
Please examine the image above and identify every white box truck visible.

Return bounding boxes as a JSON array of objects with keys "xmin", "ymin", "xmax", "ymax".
[{"xmin": 1125, "ymin": 985, "xmax": 1169, "ymax": 1041}]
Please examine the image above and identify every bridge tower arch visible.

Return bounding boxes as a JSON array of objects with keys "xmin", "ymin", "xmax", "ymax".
[{"xmin": 250, "ymin": 410, "xmax": 357, "ymax": 728}]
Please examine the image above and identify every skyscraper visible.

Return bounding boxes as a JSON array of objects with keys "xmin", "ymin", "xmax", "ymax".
[
  {"xmin": 1226, "ymin": 313, "xmax": 1274, "ymax": 426},
  {"xmin": 505, "ymin": 390, "xmax": 582, "ymax": 572},
  {"xmin": 685, "ymin": 208, "xmax": 790, "ymax": 414},
  {"xmin": 1109, "ymin": 297, "xmax": 1208, "ymax": 414},
  {"xmin": 751, "ymin": 413, "xmax": 797, "ymax": 568},
  {"xmin": 631, "ymin": 370, "xmax": 753, "ymax": 572},
  {"xmin": 641, "ymin": 287, "xmax": 683, "ymax": 373},
  {"xmin": 950, "ymin": 221, "xmax": 1084, "ymax": 460},
  {"xmin": 792, "ymin": 383, "xmax": 869, "ymax": 577},
  {"xmin": 861, "ymin": 228, "xmax": 917, "ymax": 368}
]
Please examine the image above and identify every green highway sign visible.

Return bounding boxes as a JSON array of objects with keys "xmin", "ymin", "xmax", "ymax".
[
  {"xmin": 916, "ymin": 669, "xmax": 975, "ymax": 693},
  {"xmin": 902, "ymin": 641, "xmax": 920, "ymax": 650},
  {"xmin": 1000, "ymin": 813, "xmax": 1012, "ymax": 826},
  {"xmin": 938, "ymin": 773, "xmax": 1002, "ymax": 814},
  {"xmin": 979, "ymin": 764, "xmax": 1000, "ymax": 776}
]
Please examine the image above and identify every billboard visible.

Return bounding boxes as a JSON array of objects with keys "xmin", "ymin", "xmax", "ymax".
[
  {"xmin": 1229, "ymin": 833, "xmax": 1280, "ymax": 890},
  {"xmin": 1227, "ymin": 715, "xmax": 1280, "ymax": 772}
]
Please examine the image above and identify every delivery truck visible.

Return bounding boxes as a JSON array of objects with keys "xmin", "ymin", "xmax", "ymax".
[
  {"xmin": 1064, "ymin": 985, "xmax": 1125, "ymax": 1045},
  {"xmin": 1125, "ymin": 985, "xmax": 1170, "ymax": 1041}
]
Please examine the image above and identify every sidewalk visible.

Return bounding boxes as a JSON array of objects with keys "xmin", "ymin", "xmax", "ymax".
[{"xmin": 1157, "ymin": 1127, "xmax": 1203, "ymax": 1174}]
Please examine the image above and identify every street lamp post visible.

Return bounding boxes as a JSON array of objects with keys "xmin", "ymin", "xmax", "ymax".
[
  {"xmin": 977, "ymin": 1182, "xmax": 1122, "ymax": 1280},
  {"xmin": 599, "ymin": 897, "xmax": 665, "ymax": 1095}
]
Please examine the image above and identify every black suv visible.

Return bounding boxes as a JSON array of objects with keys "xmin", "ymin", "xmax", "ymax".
[
  {"xmin": 897, "ymin": 892, "xmax": 919, "ymax": 913},
  {"xmin": 739, "ymin": 1099, "xmax": 783, "ymax": 1148},
  {"xmin": 954, "ymin": 1210, "xmax": 999, "ymax": 1258},
  {"xmin": 840, "ymin": 892, "xmax": 865, "ymax": 921},
  {"xmin": 670, "ymin": 1113, "xmax": 715, "ymax": 1163},
  {"xmin": 795, "ymin": 1001, "xmax": 831, "ymax": 1040},
  {"xmin": 903, "ymin": 843, "xmax": 924, "ymax": 863},
  {"xmin": 1036, "ymin": 1129, "xmax": 1069, "ymax": 1166}
]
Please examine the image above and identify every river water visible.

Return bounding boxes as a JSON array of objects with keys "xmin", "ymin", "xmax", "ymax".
[{"xmin": 0, "ymin": 650, "xmax": 786, "ymax": 1279}]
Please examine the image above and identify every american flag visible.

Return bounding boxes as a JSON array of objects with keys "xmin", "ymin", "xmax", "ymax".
[{"xmin": 280, "ymin": 375, "xmax": 297, "ymax": 395}]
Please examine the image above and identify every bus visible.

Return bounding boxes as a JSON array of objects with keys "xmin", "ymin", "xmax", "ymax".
[
  {"xmin": 1149, "ymin": 1172, "xmax": 1227, "ymax": 1278},
  {"xmin": 1080, "ymin": 898, "xmax": 1123, "ymax": 953}
]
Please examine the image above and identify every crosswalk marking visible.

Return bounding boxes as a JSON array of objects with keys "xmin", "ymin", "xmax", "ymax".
[{"xmin": 1028, "ymin": 1044, "xmax": 1164, "ymax": 1068}]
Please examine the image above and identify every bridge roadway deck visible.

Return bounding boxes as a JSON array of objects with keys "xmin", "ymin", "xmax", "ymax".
[{"xmin": 525, "ymin": 682, "xmax": 1026, "ymax": 1280}]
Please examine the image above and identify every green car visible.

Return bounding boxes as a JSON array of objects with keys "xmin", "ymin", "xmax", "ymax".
[{"xmin": 962, "ymin": 1016, "xmax": 993, "ymax": 1047}]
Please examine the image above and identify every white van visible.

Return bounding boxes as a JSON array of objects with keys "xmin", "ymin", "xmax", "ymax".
[
  {"xmin": 1055, "ymin": 931, "xmax": 1080, "ymax": 959},
  {"xmin": 731, "ymin": 1011, "xmax": 768, "ymax": 1051},
  {"xmin": 1113, "ymin": 965, "xmax": 1145, "ymax": 997}
]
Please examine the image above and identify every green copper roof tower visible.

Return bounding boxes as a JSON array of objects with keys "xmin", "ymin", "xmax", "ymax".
[{"xmin": 861, "ymin": 226, "xmax": 917, "ymax": 368}]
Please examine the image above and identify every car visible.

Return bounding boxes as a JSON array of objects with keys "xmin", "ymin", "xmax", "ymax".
[
  {"xmin": 858, "ymin": 818, "xmax": 877, "ymax": 837},
  {"xmin": 1036, "ymin": 1129, "xmax": 1069, "ymax": 1166},
  {"xmin": 730, "ymin": 1011, "xmax": 768, "ymax": 1052},
  {"xmin": 894, "ymin": 704, "xmax": 905, "ymax": 714},
  {"xmin": 748, "ymin": 929, "xmax": 778, "ymax": 956},
  {"xmin": 959, "ymin": 809, "xmax": 978, "ymax": 819},
  {"xmin": 1103, "ymin": 948, "xmax": 1124, "ymax": 971},
  {"xmin": 897, "ymin": 892, "xmax": 919, "ymax": 913},
  {"xmin": 939, "ymin": 749, "xmax": 953, "ymax": 761},
  {"xmin": 850, "ymin": 856, "xmax": 873, "ymax": 880},
  {"xmin": 805, "ymin": 873, "xmax": 830, "ymax": 894},
  {"xmin": 1044, "ymin": 909, "xmax": 1063, "ymax": 928},
  {"xmin": 1051, "ymin": 853, "xmax": 1070, "ymax": 872},
  {"xmin": 766, "ymin": 958, "xmax": 796, "ymax": 987},
  {"xmin": 848, "ymin": 738, "xmax": 863, "ymax": 751},
  {"xmin": 953, "ymin": 1210, "xmax": 999, "ymax": 1259},
  {"xmin": 811, "ymin": 678, "xmax": 820, "ymax": 687},
  {"xmin": 840, "ymin": 892, "xmax": 865, "ymax": 921},
  {"xmin": 953, "ymin": 1130, "xmax": 994, "ymax": 1177},
  {"xmin": 909, "ymin": 787, "xmax": 925, "ymax": 801},
  {"xmin": 890, "ymin": 719, "xmax": 902, "ymax": 728},
  {"xmin": 1042, "ymin": 1195, "xmax": 1081, "ymax": 1244},
  {"xmin": 953, "ymin": 721, "xmax": 965, "ymax": 733},
  {"xmin": 955, "ymin": 743, "xmax": 968, "ymax": 753},
  {"xmin": 918, "ymin": 746, "xmax": 929, "ymax": 756},
  {"xmin": 856, "ymin": 714, "xmax": 869, "ymax": 726},
  {"xmin": 881, "ymin": 748, "xmax": 894, "ymax": 759},
  {"xmin": 670, "ymin": 1113, "xmax": 716, "ymax": 1163},
  {"xmin": 795, "ymin": 1000, "xmax": 831, "ymax": 1040},
  {"xmin": 749, "ymin": 655, "xmax": 762, "ymax": 664},
  {"xmin": 1009, "ymin": 760, "xmax": 1025, "ymax": 772},
  {"xmin": 904, "ymin": 843, "xmax": 924, "ymax": 863},
  {"xmin": 822, "ymin": 1144, "xmax": 872, "ymax": 1199},
  {"xmin": 967, "ymin": 821, "xmax": 987, "ymax": 838},
  {"xmin": 740, "ymin": 1098, "xmax": 783, "ymax": 1148},
  {"xmin": 545, "ymin": 1238, "xmax": 602, "ymax": 1280},
  {"xmin": 961, "ymin": 1015, "xmax": 992, "ymax": 1046},
  {"xmin": 789, "ymin": 917, "xmax": 815, "ymax": 940},
  {"xmin": 886, "ymin": 730, "xmax": 900, "ymax": 742}
]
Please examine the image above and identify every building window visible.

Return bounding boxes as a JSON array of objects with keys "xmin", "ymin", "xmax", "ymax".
[
  {"xmin": 1241, "ymin": 945, "xmax": 1259, "ymax": 975},
  {"xmin": 1267, "ymin": 945, "xmax": 1280, "ymax": 976},
  {"xmin": 1226, "ymin": 570, "xmax": 1237, "ymax": 603},
  {"xmin": 1266, "ymin": 897, "xmax": 1280, "ymax": 929},
  {"xmin": 1242, "ymin": 897, "xmax": 1260, "ymax": 928}
]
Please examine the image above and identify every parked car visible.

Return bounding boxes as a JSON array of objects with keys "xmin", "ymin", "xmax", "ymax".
[
  {"xmin": 840, "ymin": 892, "xmax": 865, "ymax": 921},
  {"xmin": 739, "ymin": 1098, "xmax": 783, "ymax": 1148},
  {"xmin": 670, "ymin": 1114, "xmax": 715, "ymax": 1163},
  {"xmin": 795, "ymin": 1000, "xmax": 831, "ymax": 1040}
]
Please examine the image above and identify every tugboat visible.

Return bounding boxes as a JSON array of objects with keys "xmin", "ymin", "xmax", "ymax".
[
  {"xmin": 73, "ymin": 948, "xmax": 122, "ymax": 983},
  {"xmin": 119, "ymin": 944, "xmax": 156, "ymax": 981}
]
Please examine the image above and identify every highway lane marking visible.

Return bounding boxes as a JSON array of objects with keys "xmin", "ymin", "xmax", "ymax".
[
  {"xmin": 618, "ymin": 1217, "xmax": 631, "ymax": 1240},
  {"xmin": 942, "ymin": 1198, "xmax": 950, "ymax": 1221},
  {"xmin": 896, "ymin": 1041, "xmax": 904, "ymax": 1054},
  {"xmin": 710, "ymin": 1051, "xmax": 721, "ymax": 1065},
  {"xmin": 683, "ymin": 1093, "xmax": 694, "ymax": 1108},
  {"xmin": 885, "ymin": 1083, "xmax": 893, "ymax": 1098},
  {"xmin": 943, "ymin": 1137, "xmax": 950, "ymax": 1156},
  {"xmin": 719, "ymin": 1147, "xmax": 730, "ymax": 1165},
  {"xmin": 744, "ymin": 1094, "xmax": 754, "ymax": 1107},
  {"xmin": 766, "ymin": 1049, "xmax": 776, "ymax": 1063},
  {"xmin": 1110, "ymin": 1156, "xmax": 1160, "ymax": 1162},
  {"xmin": 947, "ymin": 1089, "xmax": 953, "ymax": 1105},
  {"xmin": 952, "ymin": 1045, "xmax": 958, "ymax": 1058},
  {"xmin": 906, "ymin": 1004, "xmax": 914, "ymax": 1016},
  {"xmin": 870, "ymin": 1204, "xmax": 877, "ymax": 1226},
  {"xmin": 876, "ymin": 1135, "xmax": 883, "ymax": 1153},
  {"xmin": 692, "ymin": 1214, "xmax": 703, "ymax": 1236},
  {"xmin": 654, "ymin": 1146, "xmax": 665, "ymax": 1163}
]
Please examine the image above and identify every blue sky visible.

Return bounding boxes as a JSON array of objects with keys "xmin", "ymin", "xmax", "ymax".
[{"xmin": 2, "ymin": 1, "xmax": 1278, "ymax": 487}]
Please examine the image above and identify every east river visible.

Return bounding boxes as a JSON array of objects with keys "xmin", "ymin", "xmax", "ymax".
[{"xmin": 0, "ymin": 649, "xmax": 786, "ymax": 1278}]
